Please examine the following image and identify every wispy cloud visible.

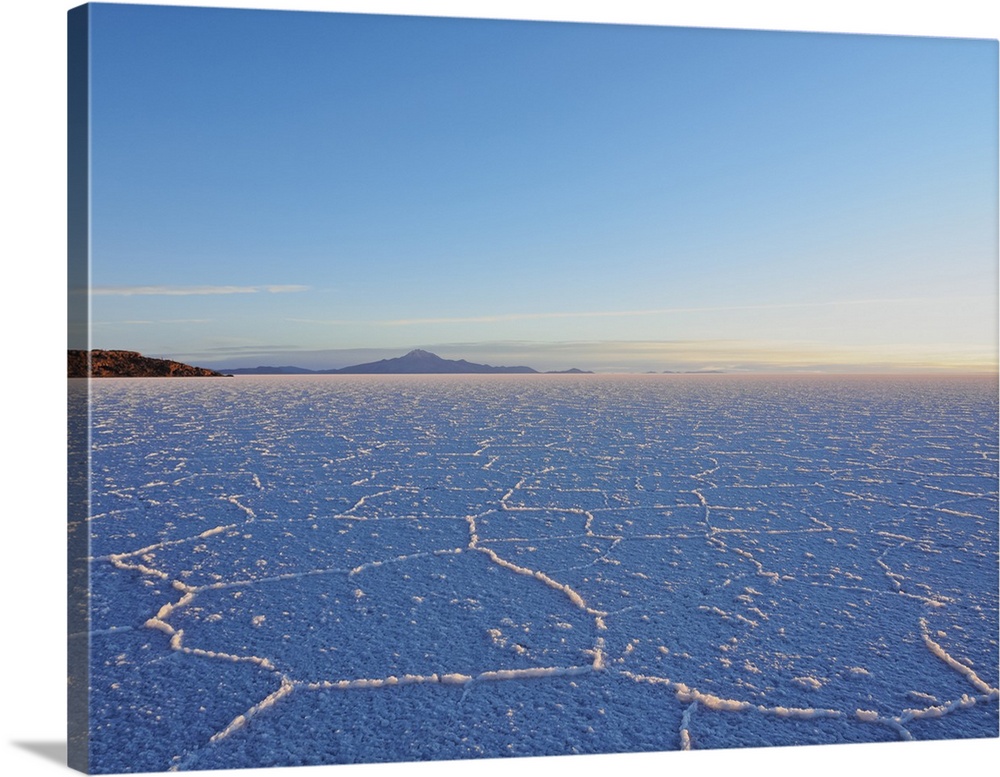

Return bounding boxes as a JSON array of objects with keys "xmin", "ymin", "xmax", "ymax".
[
  {"xmin": 287, "ymin": 296, "xmax": 987, "ymax": 328},
  {"xmin": 377, "ymin": 297, "xmax": 981, "ymax": 326},
  {"xmin": 91, "ymin": 284, "xmax": 309, "ymax": 296},
  {"xmin": 287, "ymin": 317, "xmax": 357, "ymax": 326},
  {"xmin": 93, "ymin": 319, "xmax": 214, "ymax": 326},
  {"xmin": 199, "ymin": 344, "xmax": 305, "ymax": 353}
]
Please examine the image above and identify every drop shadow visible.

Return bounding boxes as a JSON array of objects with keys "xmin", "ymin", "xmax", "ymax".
[{"xmin": 11, "ymin": 741, "xmax": 67, "ymax": 766}]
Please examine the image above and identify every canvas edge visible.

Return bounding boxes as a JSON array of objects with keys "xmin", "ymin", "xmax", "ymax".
[
  {"xmin": 67, "ymin": 3, "xmax": 92, "ymax": 773},
  {"xmin": 56, "ymin": 4, "xmax": 1000, "ymax": 776}
]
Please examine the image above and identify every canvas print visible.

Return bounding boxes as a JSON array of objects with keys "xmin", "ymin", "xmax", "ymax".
[{"xmin": 67, "ymin": 2, "xmax": 999, "ymax": 774}]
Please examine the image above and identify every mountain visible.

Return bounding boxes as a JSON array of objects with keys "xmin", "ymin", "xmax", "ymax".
[
  {"xmin": 68, "ymin": 350, "xmax": 230, "ymax": 378},
  {"xmin": 333, "ymin": 349, "xmax": 537, "ymax": 374},
  {"xmin": 224, "ymin": 349, "xmax": 592, "ymax": 375}
]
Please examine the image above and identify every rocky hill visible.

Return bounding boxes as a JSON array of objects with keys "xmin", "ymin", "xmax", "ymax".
[{"xmin": 68, "ymin": 350, "xmax": 229, "ymax": 378}]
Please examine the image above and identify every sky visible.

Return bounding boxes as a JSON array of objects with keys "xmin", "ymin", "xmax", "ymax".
[{"xmin": 80, "ymin": 2, "xmax": 998, "ymax": 372}]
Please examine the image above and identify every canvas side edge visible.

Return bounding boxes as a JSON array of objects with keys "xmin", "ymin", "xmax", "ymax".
[{"xmin": 67, "ymin": 4, "xmax": 92, "ymax": 774}]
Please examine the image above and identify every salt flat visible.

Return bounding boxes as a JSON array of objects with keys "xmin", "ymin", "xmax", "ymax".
[{"xmin": 75, "ymin": 374, "xmax": 998, "ymax": 772}]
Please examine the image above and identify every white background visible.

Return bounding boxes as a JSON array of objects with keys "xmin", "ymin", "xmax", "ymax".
[{"xmin": 1, "ymin": 2, "xmax": 997, "ymax": 776}]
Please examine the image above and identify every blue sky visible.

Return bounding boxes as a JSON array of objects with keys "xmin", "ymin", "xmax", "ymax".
[{"xmin": 85, "ymin": 2, "xmax": 998, "ymax": 372}]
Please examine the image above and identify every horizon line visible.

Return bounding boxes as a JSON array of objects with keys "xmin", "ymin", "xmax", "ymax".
[{"xmin": 73, "ymin": 345, "xmax": 998, "ymax": 377}]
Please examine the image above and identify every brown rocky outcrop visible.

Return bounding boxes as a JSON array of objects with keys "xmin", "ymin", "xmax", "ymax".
[{"xmin": 68, "ymin": 350, "xmax": 229, "ymax": 378}]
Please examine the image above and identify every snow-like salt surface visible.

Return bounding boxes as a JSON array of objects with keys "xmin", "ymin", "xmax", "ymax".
[{"xmin": 76, "ymin": 375, "xmax": 999, "ymax": 773}]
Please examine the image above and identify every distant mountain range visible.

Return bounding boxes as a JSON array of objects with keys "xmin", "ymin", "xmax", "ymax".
[
  {"xmin": 68, "ymin": 348, "xmax": 593, "ymax": 377},
  {"xmin": 68, "ymin": 350, "xmax": 229, "ymax": 378},
  {"xmin": 224, "ymin": 349, "xmax": 593, "ymax": 375}
]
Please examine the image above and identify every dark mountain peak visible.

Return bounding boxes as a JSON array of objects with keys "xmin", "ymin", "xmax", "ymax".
[
  {"xmin": 336, "ymin": 349, "xmax": 537, "ymax": 374},
  {"xmin": 399, "ymin": 349, "xmax": 448, "ymax": 364}
]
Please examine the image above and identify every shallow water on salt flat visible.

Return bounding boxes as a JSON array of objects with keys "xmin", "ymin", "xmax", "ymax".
[{"xmin": 76, "ymin": 375, "xmax": 999, "ymax": 772}]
